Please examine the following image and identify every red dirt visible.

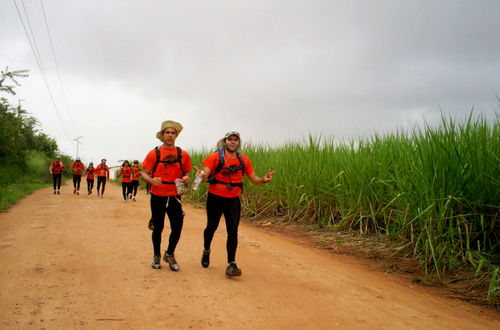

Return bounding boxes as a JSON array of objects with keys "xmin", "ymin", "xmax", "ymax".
[{"xmin": 1, "ymin": 181, "xmax": 499, "ymax": 329}]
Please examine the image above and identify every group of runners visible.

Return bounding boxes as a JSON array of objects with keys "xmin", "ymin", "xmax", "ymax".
[
  {"xmin": 142, "ymin": 120, "xmax": 275, "ymax": 277},
  {"xmin": 49, "ymin": 158, "xmax": 113, "ymax": 198},
  {"xmin": 50, "ymin": 120, "xmax": 275, "ymax": 277}
]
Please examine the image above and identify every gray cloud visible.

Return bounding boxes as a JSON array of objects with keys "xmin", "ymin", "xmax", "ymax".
[{"xmin": 1, "ymin": 0, "xmax": 499, "ymax": 164}]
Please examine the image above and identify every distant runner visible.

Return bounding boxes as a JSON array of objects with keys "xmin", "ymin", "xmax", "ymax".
[
  {"xmin": 71, "ymin": 157, "xmax": 85, "ymax": 195},
  {"xmin": 195, "ymin": 131, "xmax": 275, "ymax": 277},
  {"xmin": 95, "ymin": 159, "xmax": 110, "ymax": 198},
  {"xmin": 49, "ymin": 155, "xmax": 65, "ymax": 195},
  {"xmin": 85, "ymin": 162, "xmax": 96, "ymax": 195},
  {"xmin": 131, "ymin": 160, "xmax": 141, "ymax": 201},
  {"xmin": 141, "ymin": 120, "xmax": 192, "ymax": 271},
  {"xmin": 117, "ymin": 160, "xmax": 133, "ymax": 203}
]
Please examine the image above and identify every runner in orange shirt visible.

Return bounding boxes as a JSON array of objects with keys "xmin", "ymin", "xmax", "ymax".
[
  {"xmin": 49, "ymin": 155, "xmax": 65, "ymax": 195},
  {"xmin": 194, "ymin": 131, "xmax": 275, "ymax": 277},
  {"xmin": 71, "ymin": 157, "xmax": 86, "ymax": 195},
  {"xmin": 141, "ymin": 120, "xmax": 192, "ymax": 270},
  {"xmin": 117, "ymin": 160, "xmax": 133, "ymax": 203},
  {"xmin": 95, "ymin": 159, "xmax": 110, "ymax": 198},
  {"xmin": 131, "ymin": 160, "xmax": 141, "ymax": 201},
  {"xmin": 85, "ymin": 162, "xmax": 96, "ymax": 195}
]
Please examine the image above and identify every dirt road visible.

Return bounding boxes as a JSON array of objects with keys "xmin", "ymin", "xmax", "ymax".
[{"xmin": 0, "ymin": 181, "xmax": 499, "ymax": 329}]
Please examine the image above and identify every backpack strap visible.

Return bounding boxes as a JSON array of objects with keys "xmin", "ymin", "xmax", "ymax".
[
  {"xmin": 207, "ymin": 149, "xmax": 225, "ymax": 183},
  {"xmin": 176, "ymin": 146, "xmax": 183, "ymax": 174},
  {"xmin": 152, "ymin": 147, "xmax": 161, "ymax": 177},
  {"xmin": 236, "ymin": 152, "xmax": 245, "ymax": 172}
]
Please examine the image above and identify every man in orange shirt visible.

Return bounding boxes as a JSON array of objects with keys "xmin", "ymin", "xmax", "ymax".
[
  {"xmin": 71, "ymin": 157, "xmax": 86, "ymax": 195},
  {"xmin": 85, "ymin": 162, "xmax": 96, "ymax": 195},
  {"xmin": 131, "ymin": 160, "xmax": 141, "ymax": 201},
  {"xmin": 141, "ymin": 120, "xmax": 192, "ymax": 271},
  {"xmin": 195, "ymin": 131, "xmax": 275, "ymax": 277},
  {"xmin": 49, "ymin": 155, "xmax": 65, "ymax": 195},
  {"xmin": 95, "ymin": 159, "xmax": 110, "ymax": 198},
  {"xmin": 117, "ymin": 160, "xmax": 133, "ymax": 203}
]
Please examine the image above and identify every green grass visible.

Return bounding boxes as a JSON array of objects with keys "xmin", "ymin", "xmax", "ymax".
[
  {"xmin": 0, "ymin": 151, "xmax": 54, "ymax": 212},
  {"xmin": 185, "ymin": 112, "xmax": 500, "ymax": 303}
]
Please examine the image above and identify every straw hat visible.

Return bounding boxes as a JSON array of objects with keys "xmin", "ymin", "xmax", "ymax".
[
  {"xmin": 216, "ymin": 131, "xmax": 241, "ymax": 150},
  {"xmin": 156, "ymin": 120, "xmax": 183, "ymax": 142}
]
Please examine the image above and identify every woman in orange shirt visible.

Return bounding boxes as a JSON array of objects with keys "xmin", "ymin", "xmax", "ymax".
[
  {"xmin": 71, "ymin": 157, "xmax": 86, "ymax": 195},
  {"xmin": 117, "ymin": 160, "xmax": 133, "ymax": 203},
  {"xmin": 49, "ymin": 155, "xmax": 65, "ymax": 194},
  {"xmin": 95, "ymin": 159, "xmax": 110, "ymax": 197},
  {"xmin": 131, "ymin": 160, "xmax": 141, "ymax": 201},
  {"xmin": 85, "ymin": 162, "xmax": 96, "ymax": 195}
]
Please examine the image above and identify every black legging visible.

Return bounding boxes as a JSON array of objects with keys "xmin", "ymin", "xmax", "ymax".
[
  {"xmin": 204, "ymin": 192, "xmax": 241, "ymax": 263},
  {"xmin": 52, "ymin": 173, "xmax": 62, "ymax": 190},
  {"xmin": 73, "ymin": 174, "xmax": 81, "ymax": 190},
  {"xmin": 97, "ymin": 176, "xmax": 106, "ymax": 195},
  {"xmin": 87, "ymin": 179, "xmax": 94, "ymax": 193},
  {"xmin": 121, "ymin": 182, "xmax": 132, "ymax": 200},
  {"xmin": 150, "ymin": 194, "xmax": 184, "ymax": 256},
  {"xmin": 132, "ymin": 180, "xmax": 139, "ymax": 196}
]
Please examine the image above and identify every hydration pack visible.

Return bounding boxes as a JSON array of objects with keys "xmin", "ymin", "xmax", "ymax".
[{"xmin": 207, "ymin": 148, "xmax": 245, "ymax": 190}]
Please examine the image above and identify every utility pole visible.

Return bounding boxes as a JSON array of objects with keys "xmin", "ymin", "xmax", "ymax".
[{"xmin": 74, "ymin": 136, "xmax": 83, "ymax": 158}]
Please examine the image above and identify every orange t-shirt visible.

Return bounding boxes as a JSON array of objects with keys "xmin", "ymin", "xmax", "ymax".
[
  {"xmin": 202, "ymin": 150, "xmax": 254, "ymax": 198},
  {"xmin": 51, "ymin": 161, "xmax": 65, "ymax": 174},
  {"xmin": 120, "ymin": 166, "xmax": 132, "ymax": 183},
  {"xmin": 95, "ymin": 164, "xmax": 109, "ymax": 178},
  {"xmin": 131, "ymin": 165, "xmax": 141, "ymax": 181},
  {"xmin": 71, "ymin": 162, "xmax": 85, "ymax": 175},
  {"xmin": 85, "ymin": 167, "xmax": 95, "ymax": 180},
  {"xmin": 142, "ymin": 147, "xmax": 192, "ymax": 196}
]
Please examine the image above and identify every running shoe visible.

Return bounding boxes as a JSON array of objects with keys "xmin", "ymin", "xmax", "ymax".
[
  {"xmin": 100, "ymin": 195, "xmax": 103, "ymax": 198},
  {"xmin": 163, "ymin": 252, "xmax": 179, "ymax": 271},
  {"xmin": 53, "ymin": 191, "xmax": 56, "ymax": 195},
  {"xmin": 225, "ymin": 262, "xmax": 242, "ymax": 277},
  {"xmin": 123, "ymin": 199, "xmax": 127, "ymax": 203},
  {"xmin": 201, "ymin": 250, "xmax": 210, "ymax": 268},
  {"xmin": 57, "ymin": 191, "xmax": 60, "ymax": 195},
  {"xmin": 77, "ymin": 191, "xmax": 79, "ymax": 195},
  {"xmin": 148, "ymin": 218, "xmax": 154, "ymax": 230},
  {"xmin": 74, "ymin": 188, "xmax": 76, "ymax": 194},
  {"xmin": 151, "ymin": 254, "xmax": 161, "ymax": 269},
  {"xmin": 133, "ymin": 197, "xmax": 136, "ymax": 201}
]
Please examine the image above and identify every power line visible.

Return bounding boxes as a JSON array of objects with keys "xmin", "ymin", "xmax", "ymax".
[
  {"xmin": 12, "ymin": 0, "xmax": 71, "ymax": 139},
  {"xmin": 39, "ymin": 0, "xmax": 78, "ymax": 135},
  {"xmin": 20, "ymin": 0, "xmax": 45, "ymax": 73}
]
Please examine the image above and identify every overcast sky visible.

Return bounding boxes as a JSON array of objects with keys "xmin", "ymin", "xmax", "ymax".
[{"xmin": 1, "ymin": 0, "xmax": 499, "ymax": 167}]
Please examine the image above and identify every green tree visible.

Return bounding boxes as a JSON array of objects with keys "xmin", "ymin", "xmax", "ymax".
[{"xmin": 0, "ymin": 67, "xmax": 58, "ymax": 182}]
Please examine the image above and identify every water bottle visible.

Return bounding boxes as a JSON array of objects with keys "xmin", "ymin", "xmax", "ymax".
[
  {"xmin": 192, "ymin": 170, "xmax": 205, "ymax": 191},
  {"xmin": 175, "ymin": 178, "xmax": 186, "ymax": 194}
]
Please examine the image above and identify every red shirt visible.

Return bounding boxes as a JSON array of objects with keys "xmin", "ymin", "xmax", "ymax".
[
  {"xmin": 203, "ymin": 150, "xmax": 254, "ymax": 198},
  {"xmin": 131, "ymin": 165, "xmax": 141, "ymax": 181},
  {"xmin": 71, "ymin": 161, "xmax": 85, "ymax": 175},
  {"xmin": 95, "ymin": 164, "xmax": 109, "ymax": 178},
  {"xmin": 85, "ymin": 167, "xmax": 95, "ymax": 180},
  {"xmin": 51, "ymin": 161, "xmax": 65, "ymax": 174},
  {"xmin": 142, "ymin": 146, "xmax": 192, "ymax": 196},
  {"xmin": 120, "ymin": 166, "xmax": 132, "ymax": 183}
]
